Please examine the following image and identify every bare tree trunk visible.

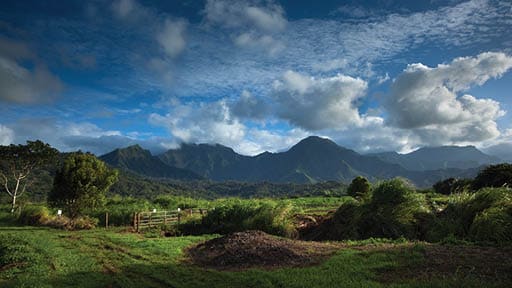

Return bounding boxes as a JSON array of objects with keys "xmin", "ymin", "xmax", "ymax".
[{"xmin": 11, "ymin": 195, "xmax": 16, "ymax": 213}]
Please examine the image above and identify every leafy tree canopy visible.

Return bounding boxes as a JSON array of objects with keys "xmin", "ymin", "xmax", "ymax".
[{"xmin": 48, "ymin": 152, "xmax": 118, "ymax": 218}]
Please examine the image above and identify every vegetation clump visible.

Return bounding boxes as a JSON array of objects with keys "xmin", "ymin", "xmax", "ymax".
[
  {"xmin": 48, "ymin": 152, "xmax": 118, "ymax": 218},
  {"xmin": 199, "ymin": 199, "xmax": 297, "ymax": 237},
  {"xmin": 346, "ymin": 176, "xmax": 371, "ymax": 199},
  {"xmin": 472, "ymin": 163, "xmax": 512, "ymax": 190}
]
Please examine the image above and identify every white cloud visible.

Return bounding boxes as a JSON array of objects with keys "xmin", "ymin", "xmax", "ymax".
[
  {"xmin": 157, "ymin": 19, "xmax": 187, "ymax": 58},
  {"xmin": 245, "ymin": 5, "xmax": 286, "ymax": 32},
  {"xmin": 312, "ymin": 58, "xmax": 348, "ymax": 72},
  {"xmin": 168, "ymin": 0, "xmax": 511, "ymax": 99},
  {"xmin": 271, "ymin": 70, "xmax": 368, "ymax": 131},
  {"xmin": 148, "ymin": 99, "xmax": 310, "ymax": 155},
  {"xmin": 385, "ymin": 52, "xmax": 512, "ymax": 145},
  {"xmin": 0, "ymin": 38, "xmax": 63, "ymax": 104},
  {"xmin": 204, "ymin": 0, "xmax": 286, "ymax": 32},
  {"xmin": 204, "ymin": 0, "xmax": 286, "ymax": 55},
  {"xmin": 0, "ymin": 125, "xmax": 14, "ymax": 145},
  {"xmin": 5, "ymin": 118, "xmax": 133, "ymax": 154},
  {"xmin": 149, "ymin": 100, "xmax": 246, "ymax": 147},
  {"xmin": 237, "ymin": 128, "xmax": 308, "ymax": 155},
  {"xmin": 233, "ymin": 33, "xmax": 284, "ymax": 55}
]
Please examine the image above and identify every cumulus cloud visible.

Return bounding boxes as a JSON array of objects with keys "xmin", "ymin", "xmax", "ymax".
[
  {"xmin": 0, "ymin": 37, "xmax": 63, "ymax": 104},
  {"xmin": 157, "ymin": 19, "xmax": 187, "ymax": 58},
  {"xmin": 386, "ymin": 52, "xmax": 512, "ymax": 145},
  {"xmin": 148, "ymin": 99, "xmax": 310, "ymax": 155},
  {"xmin": 271, "ymin": 70, "xmax": 368, "ymax": 131},
  {"xmin": 0, "ymin": 125, "xmax": 14, "ymax": 145},
  {"xmin": 149, "ymin": 100, "xmax": 246, "ymax": 147},
  {"xmin": 4, "ymin": 118, "xmax": 136, "ymax": 154}
]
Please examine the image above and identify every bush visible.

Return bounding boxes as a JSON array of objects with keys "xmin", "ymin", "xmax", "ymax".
[
  {"xmin": 319, "ymin": 179, "xmax": 430, "ymax": 240},
  {"xmin": 200, "ymin": 199, "xmax": 296, "ymax": 237},
  {"xmin": 17, "ymin": 205, "xmax": 51, "ymax": 226},
  {"xmin": 433, "ymin": 178, "xmax": 472, "ymax": 195},
  {"xmin": 472, "ymin": 163, "xmax": 512, "ymax": 190},
  {"xmin": 15, "ymin": 203, "xmax": 98, "ymax": 230},
  {"xmin": 346, "ymin": 176, "xmax": 370, "ymax": 199},
  {"xmin": 469, "ymin": 206, "xmax": 512, "ymax": 244},
  {"xmin": 427, "ymin": 188, "xmax": 512, "ymax": 244}
]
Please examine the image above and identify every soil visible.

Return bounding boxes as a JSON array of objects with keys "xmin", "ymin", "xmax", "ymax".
[
  {"xmin": 185, "ymin": 230, "xmax": 342, "ymax": 270},
  {"xmin": 374, "ymin": 243, "xmax": 512, "ymax": 282}
]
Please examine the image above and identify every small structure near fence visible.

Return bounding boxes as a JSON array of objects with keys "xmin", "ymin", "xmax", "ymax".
[{"xmin": 133, "ymin": 209, "xmax": 207, "ymax": 232}]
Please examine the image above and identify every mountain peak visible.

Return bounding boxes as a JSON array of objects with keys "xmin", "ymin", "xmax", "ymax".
[{"xmin": 294, "ymin": 136, "xmax": 337, "ymax": 148}]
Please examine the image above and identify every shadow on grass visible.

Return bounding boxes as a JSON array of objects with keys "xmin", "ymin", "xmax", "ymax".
[{"xmin": 3, "ymin": 244, "xmax": 512, "ymax": 288}]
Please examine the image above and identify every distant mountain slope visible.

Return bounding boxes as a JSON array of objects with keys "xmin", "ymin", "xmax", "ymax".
[
  {"xmin": 369, "ymin": 146, "xmax": 501, "ymax": 171},
  {"xmin": 157, "ymin": 136, "xmax": 480, "ymax": 187},
  {"xmin": 100, "ymin": 145, "xmax": 202, "ymax": 180},
  {"xmin": 158, "ymin": 143, "xmax": 251, "ymax": 180},
  {"xmin": 482, "ymin": 143, "xmax": 512, "ymax": 163}
]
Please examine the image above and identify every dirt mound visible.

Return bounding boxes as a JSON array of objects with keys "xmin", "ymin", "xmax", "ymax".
[{"xmin": 186, "ymin": 230, "xmax": 341, "ymax": 270}]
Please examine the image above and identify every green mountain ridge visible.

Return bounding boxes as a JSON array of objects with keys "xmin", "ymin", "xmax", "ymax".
[
  {"xmin": 99, "ymin": 145, "xmax": 202, "ymax": 180},
  {"xmin": 156, "ymin": 136, "xmax": 485, "ymax": 187},
  {"xmin": 369, "ymin": 145, "xmax": 501, "ymax": 171}
]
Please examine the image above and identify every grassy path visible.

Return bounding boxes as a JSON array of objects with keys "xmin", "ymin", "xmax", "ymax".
[{"xmin": 1, "ymin": 225, "xmax": 511, "ymax": 288}]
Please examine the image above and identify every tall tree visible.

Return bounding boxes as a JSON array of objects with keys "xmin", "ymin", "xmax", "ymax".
[
  {"xmin": 0, "ymin": 140, "xmax": 58, "ymax": 213},
  {"xmin": 48, "ymin": 152, "xmax": 118, "ymax": 218}
]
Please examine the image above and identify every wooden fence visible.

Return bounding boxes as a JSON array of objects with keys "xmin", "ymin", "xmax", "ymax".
[{"xmin": 133, "ymin": 209, "xmax": 207, "ymax": 232}]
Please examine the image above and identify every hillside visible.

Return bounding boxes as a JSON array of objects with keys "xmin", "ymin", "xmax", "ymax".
[
  {"xmin": 157, "ymin": 136, "xmax": 482, "ymax": 187},
  {"xmin": 369, "ymin": 146, "xmax": 501, "ymax": 171},
  {"xmin": 100, "ymin": 145, "xmax": 202, "ymax": 180}
]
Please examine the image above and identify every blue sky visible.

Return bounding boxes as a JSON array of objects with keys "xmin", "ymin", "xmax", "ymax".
[{"xmin": 1, "ymin": 0, "xmax": 511, "ymax": 156}]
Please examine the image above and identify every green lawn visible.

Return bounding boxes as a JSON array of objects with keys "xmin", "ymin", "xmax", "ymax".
[{"xmin": 1, "ymin": 224, "xmax": 510, "ymax": 288}]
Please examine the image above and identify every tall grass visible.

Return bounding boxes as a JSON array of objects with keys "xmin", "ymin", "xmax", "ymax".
[
  {"xmin": 321, "ymin": 179, "xmax": 431, "ymax": 240},
  {"xmin": 199, "ymin": 199, "xmax": 297, "ymax": 237}
]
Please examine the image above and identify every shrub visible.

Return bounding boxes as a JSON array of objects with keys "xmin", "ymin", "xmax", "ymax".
[
  {"xmin": 469, "ymin": 206, "xmax": 512, "ymax": 244},
  {"xmin": 320, "ymin": 179, "xmax": 430, "ymax": 240},
  {"xmin": 200, "ymin": 199, "xmax": 296, "ymax": 237},
  {"xmin": 346, "ymin": 176, "xmax": 371, "ymax": 199},
  {"xmin": 427, "ymin": 188, "xmax": 512, "ymax": 244},
  {"xmin": 17, "ymin": 205, "xmax": 51, "ymax": 226},
  {"xmin": 68, "ymin": 216, "xmax": 99, "ymax": 230},
  {"xmin": 433, "ymin": 178, "xmax": 472, "ymax": 195},
  {"xmin": 472, "ymin": 163, "xmax": 512, "ymax": 190}
]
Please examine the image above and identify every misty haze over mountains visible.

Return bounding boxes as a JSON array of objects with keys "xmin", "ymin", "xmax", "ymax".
[{"xmin": 100, "ymin": 136, "xmax": 507, "ymax": 188}]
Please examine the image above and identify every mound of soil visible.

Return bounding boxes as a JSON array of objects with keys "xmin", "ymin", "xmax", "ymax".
[{"xmin": 186, "ymin": 230, "xmax": 341, "ymax": 270}]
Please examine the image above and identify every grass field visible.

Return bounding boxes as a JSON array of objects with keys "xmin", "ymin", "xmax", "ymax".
[{"xmin": 1, "ymin": 222, "xmax": 511, "ymax": 288}]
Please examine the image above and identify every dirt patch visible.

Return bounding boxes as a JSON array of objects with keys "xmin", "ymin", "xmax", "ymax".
[
  {"xmin": 376, "ymin": 244, "xmax": 512, "ymax": 283},
  {"xmin": 186, "ymin": 230, "xmax": 341, "ymax": 270}
]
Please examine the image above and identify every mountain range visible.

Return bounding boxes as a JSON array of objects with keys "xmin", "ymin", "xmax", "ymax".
[{"xmin": 99, "ymin": 136, "xmax": 506, "ymax": 187}]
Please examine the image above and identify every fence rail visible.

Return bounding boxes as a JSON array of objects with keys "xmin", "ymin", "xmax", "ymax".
[{"xmin": 133, "ymin": 209, "xmax": 207, "ymax": 231}]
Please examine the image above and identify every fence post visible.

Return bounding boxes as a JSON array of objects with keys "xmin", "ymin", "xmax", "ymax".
[
  {"xmin": 105, "ymin": 212, "xmax": 109, "ymax": 229},
  {"xmin": 149, "ymin": 212, "xmax": 152, "ymax": 228},
  {"xmin": 164, "ymin": 211, "xmax": 167, "ymax": 225},
  {"xmin": 137, "ymin": 213, "xmax": 140, "ymax": 232}
]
